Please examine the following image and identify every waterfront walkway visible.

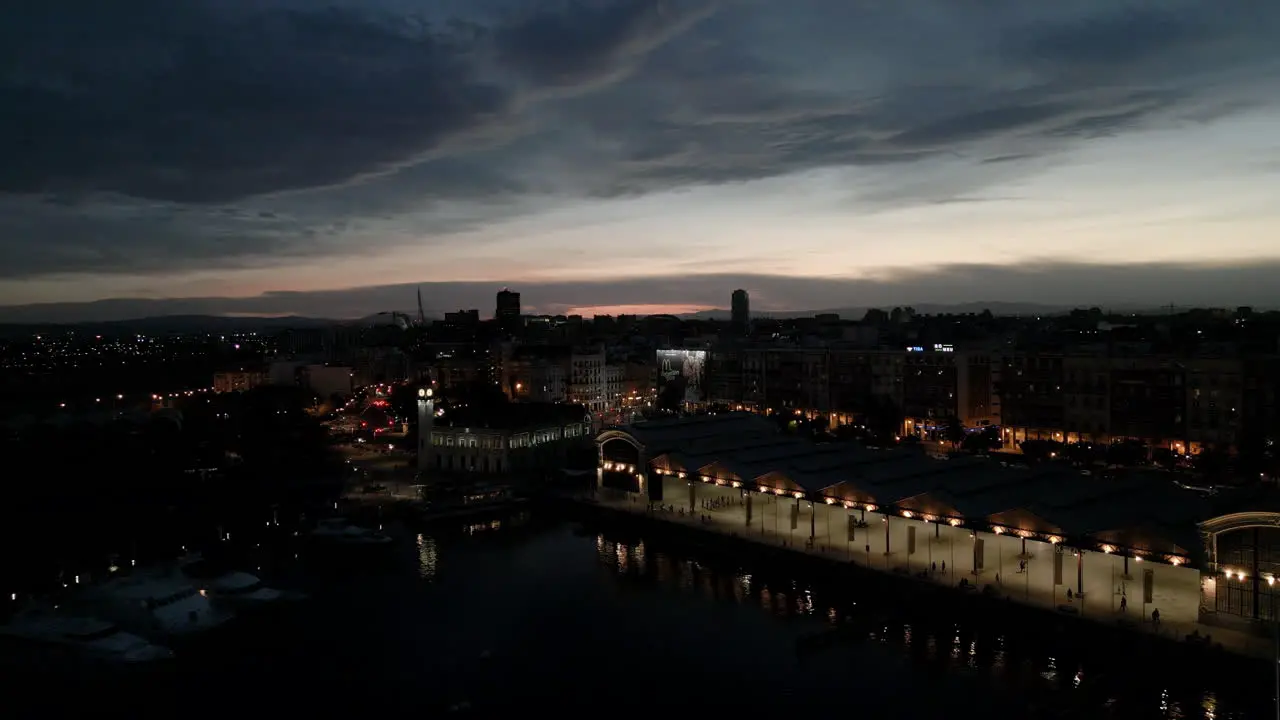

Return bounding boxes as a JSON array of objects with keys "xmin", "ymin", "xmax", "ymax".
[{"xmin": 582, "ymin": 488, "xmax": 1274, "ymax": 661}]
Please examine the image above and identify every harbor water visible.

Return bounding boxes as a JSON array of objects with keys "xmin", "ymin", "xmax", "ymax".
[{"xmin": 5, "ymin": 506, "xmax": 1272, "ymax": 718}]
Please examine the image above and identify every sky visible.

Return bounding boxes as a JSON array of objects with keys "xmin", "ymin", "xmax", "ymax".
[{"xmin": 2, "ymin": 0, "xmax": 1279, "ymax": 322}]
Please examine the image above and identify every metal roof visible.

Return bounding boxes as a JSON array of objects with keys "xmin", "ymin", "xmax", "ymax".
[{"xmin": 601, "ymin": 414, "xmax": 1220, "ymax": 558}]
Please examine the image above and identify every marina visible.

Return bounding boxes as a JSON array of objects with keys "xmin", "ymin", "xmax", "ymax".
[
  {"xmin": 0, "ymin": 609, "xmax": 173, "ymax": 670},
  {"xmin": 2, "ymin": 502, "xmax": 1271, "ymax": 718}
]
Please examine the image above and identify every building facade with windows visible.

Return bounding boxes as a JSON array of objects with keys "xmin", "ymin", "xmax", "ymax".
[{"xmin": 426, "ymin": 401, "xmax": 591, "ymax": 476}]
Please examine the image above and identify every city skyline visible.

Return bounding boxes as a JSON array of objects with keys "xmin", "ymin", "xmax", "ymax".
[
  {"xmin": 3, "ymin": 1, "xmax": 1280, "ymax": 321},
  {"xmin": 6, "ymin": 264, "xmax": 1280, "ymax": 325}
]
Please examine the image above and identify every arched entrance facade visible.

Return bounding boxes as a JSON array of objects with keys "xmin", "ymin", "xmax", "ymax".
[
  {"xmin": 597, "ymin": 431, "xmax": 646, "ymax": 496},
  {"xmin": 1199, "ymin": 512, "xmax": 1280, "ymax": 622}
]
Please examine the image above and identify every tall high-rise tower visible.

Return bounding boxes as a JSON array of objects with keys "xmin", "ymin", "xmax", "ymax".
[
  {"xmin": 496, "ymin": 288, "xmax": 522, "ymax": 332},
  {"xmin": 731, "ymin": 289, "xmax": 750, "ymax": 333},
  {"xmin": 416, "ymin": 287, "xmax": 427, "ymax": 327}
]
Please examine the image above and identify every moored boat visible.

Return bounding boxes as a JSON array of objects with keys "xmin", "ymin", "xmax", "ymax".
[
  {"xmin": 174, "ymin": 554, "xmax": 303, "ymax": 611},
  {"xmin": 0, "ymin": 607, "xmax": 173, "ymax": 669},
  {"xmin": 307, "ymin": 518, "xmax": 394, "ymax": 547},
  {"xmin": 69, "ymin": 571, "xmax": 235, "ymax": 641}
]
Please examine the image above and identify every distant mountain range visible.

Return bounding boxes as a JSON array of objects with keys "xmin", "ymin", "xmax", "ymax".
[
  {"xmin": 678, "ymin": 301, "xmax": 1084, "ymax": 320},
  {"xmin": 0, "ymin": 301, "xmax": 1171, "ymax": 338},
  {"xmin": 0, "ymin": 314, "xmax": 335, "ymax": 337}
]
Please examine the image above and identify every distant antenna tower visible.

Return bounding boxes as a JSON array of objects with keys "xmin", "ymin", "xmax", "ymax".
[{"xmin": 416, "ymin": 287, "xmax": 427, "ymax": 327}]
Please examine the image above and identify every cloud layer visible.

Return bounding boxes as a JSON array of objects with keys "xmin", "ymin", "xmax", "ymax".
[
  {"xmin": 4, "ymin": 261, "xmax": 1279, "ymax": 324},
  {"xmin": 1, "ymin": 0, "xmax": 1279, "ymax": 312}
]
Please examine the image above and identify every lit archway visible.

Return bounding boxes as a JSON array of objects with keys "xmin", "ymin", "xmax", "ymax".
[
  {"xmin": 596, "ymin": 429, "xmax": 642, "ymax": 453},
  {"xmin": 1199, "ymin": 512, "xmax": 1280, "ymax": 621},
  {"xmin": 597, "ymin": 431, "xmax": 643, "ymax": 494}
]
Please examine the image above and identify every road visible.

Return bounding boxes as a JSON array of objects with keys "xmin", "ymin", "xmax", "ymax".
[{"xmin": 338, "ymin": 442, "xmax": 419, "ymax": 498}]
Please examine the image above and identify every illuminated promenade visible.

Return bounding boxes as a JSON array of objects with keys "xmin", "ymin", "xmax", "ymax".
[{"xmin": 595, "ymin": 413, "xmax": 1280, "ymax": 660}]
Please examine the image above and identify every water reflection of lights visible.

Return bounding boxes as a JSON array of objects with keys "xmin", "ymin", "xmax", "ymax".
[
  {"xmin": 581, "ymin": 531, "xmax": 1247, "ymax": 717},
  {"xmin": 1201, "ymin": 690, "xmax": 1217, "ymax": 720},
  {"xmin": 416, "ymin": 533, "xmax": 438, "ymax": 580},
  {"xmin": 1042, "ymin": 656, "xmax": 1058, "ymax": 682},
  {"xmin": 991, "ymin": 636, "xmax": 1005, "ymax": 670},
  {"xmin": 615, "ymin": 543, "xmax": 629, "ymax": 573}
]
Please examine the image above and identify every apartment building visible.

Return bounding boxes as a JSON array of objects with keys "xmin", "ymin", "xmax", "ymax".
[
  {"xmin": 212, "ymin": 370, "xmax": 267, "ymax": 394},
  {"xmin": 1108, "ymin": 354, "xmax": 1187, "ymax": 449},
  {"xmin": 707, "ymin": 348, "xmax": 744, "ymax": 408},
  {"xmin": 714, "ymin": 345, "xmax": 907, "ymax": 426},
  {"xmin": 1185, "ymin": 357, "xmax": 1244, "ymax": 453},
  {"xmin": 998, "ymin": 351, "xmax": 1066, "ymax": 446},
  {"xmin": 606, "ymin": 364, "xmax": 623, "ymax": 410},
  {"xmin": 1062, "ymin": 353, "xmax": 1110, "ymax": 444},
  {"xmin": 829, "ymin": 348, "xmax": 904, "ymax": 425},
  {"xmin": 1002, "ymin": 347, "xmax": 1254, "ymax": 454},
  {"xmin": 741, "ymin": 347, "xmax": 832, "ymax": 415},
  {"xmin": 957, "ymin": 350, "xmax": 998, "ymax": 428},
  {"xmin": 569, "ymin": 345, "xmax": 609, "ymax": 415}
]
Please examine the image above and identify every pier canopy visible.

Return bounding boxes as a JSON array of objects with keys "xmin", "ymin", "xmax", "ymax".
[
  {"xmin": 819, "ymin": 478, "xmax": 878, "ymax": 507},
  {"xmin": 698, "ymin": 460, "xmax": 752, "ymax": 484},
  {"xmin": 896, "ymin": 491, "xmax": 963, "ymax": 522},
  {"xmin": 753, "ymin": 470, "xmax": 807, "ymax": 494},
  {"xmin": 596, "ymin": 413, "xmax": 1256, "ymax": 568},
  {"xmin": 1091, "ymin": 525, "xmax": 1193, "ymax": 563},
  {"xmin": 648, "ymin": 452, "xmax": 692, "ymax": 476},
  {"xmin": 986, "ymin": 508, "xmax": 1064, "ymax": 538}
]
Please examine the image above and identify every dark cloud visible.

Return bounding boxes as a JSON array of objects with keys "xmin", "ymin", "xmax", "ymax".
[
  {"xmin": 4, "ymin": 262, "xmax": 1278, "ymax": 324},
  {"xmin": 888, "ymin": 103, "xmax": 1072, "ymax": 149},
  {"xmin": 573, "ymin": 1, "xmax": 1280, "ymax": 196},
  {"xmin": 0, "ymin": 0, "xmax": 711, "ymax": 277},
  {"xmin": 1009, "ymin": 6, "xmax": 1202, "ymax": 67},
  {"xmin": 0, "ymin": 0, "xmax": 709, "ymax": 204},
  {"xmin": 0, "ymin": 0, "xmax": 1277, "ymax": 286},
  {"xmin": 497, "ymin": 0, "xmax": 715, "ymax": 87},
  {"xmin": 0, "ymin": 4, "xmax": 504, "ymax": 203},
  {"xmin": 0, "ymin": 196, "xmax": 317, "ymax": 278}
]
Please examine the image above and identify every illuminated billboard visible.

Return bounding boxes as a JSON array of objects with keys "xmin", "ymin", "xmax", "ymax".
[{"xmin": 656, "ymin": 349, "xmax": 707, "ymax": 405}]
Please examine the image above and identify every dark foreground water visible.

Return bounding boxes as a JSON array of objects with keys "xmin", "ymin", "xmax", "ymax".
[{"xmin": 7, "ymin": 508, "xmax": 1272, "ymax": 718}]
